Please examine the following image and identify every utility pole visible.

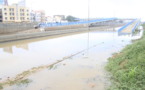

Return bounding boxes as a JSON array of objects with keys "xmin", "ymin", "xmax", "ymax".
[{"xmin": 86, "ymin": 0, "xmax": 90, "ymax": 57}]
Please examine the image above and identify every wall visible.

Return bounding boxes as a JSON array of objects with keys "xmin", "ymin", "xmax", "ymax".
[{"xmin": 0, "ymin": 22, "xmax": 38, "ymax": 34}]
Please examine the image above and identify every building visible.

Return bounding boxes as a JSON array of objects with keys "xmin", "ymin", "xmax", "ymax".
[
  {"xmin": 53, "ymin": 15, "xmax": 65, "ymax": 23},
  {"xmin": 30, "ymin": 10, "xmax": 45, "ymax": 22},
  {"xmin": 0, "ymin": 9, "xmax": 2, "ymax": 22},
  {"xmin": 0, "ymin": 4, "xmax": 30, "ymax": 22},
  {"xmin": 45, "ymin": 16, "xmax": 53, "ymax": 22},
  {"xmin": 35, "ymin": 10, "xmax": 45, "ymax": 22},
  {"xmin": 30, "ymin": 10, "xmax": 35, "ymax": 22}
]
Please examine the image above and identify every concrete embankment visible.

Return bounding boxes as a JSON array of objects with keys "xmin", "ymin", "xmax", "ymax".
[
  {"xmin": 0, "ymin": 23, "xmax": 38, "ymax": 34},
  {"xmin": 0, "ymin": 26, "xmax": 116, "ymax": 43}
]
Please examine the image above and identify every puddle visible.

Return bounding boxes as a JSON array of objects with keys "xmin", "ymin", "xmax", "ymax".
[{"xmin": 0, "ymin": 29, "xmax": 142, "ymax": 90}]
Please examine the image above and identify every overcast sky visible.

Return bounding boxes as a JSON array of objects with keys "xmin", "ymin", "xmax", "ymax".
[{"xmin": 9, "ymin": 0, "xmax": 145, "ymax": 21}]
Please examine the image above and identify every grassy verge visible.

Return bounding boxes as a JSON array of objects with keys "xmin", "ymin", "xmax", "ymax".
[{"xmin": 106, "ymin": 24, "xmax": 145, "ymax": 90}]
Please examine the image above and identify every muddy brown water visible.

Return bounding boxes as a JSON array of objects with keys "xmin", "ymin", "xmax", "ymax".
[{"xmin": 0, "ymin": 29, "xmax": 141, "ymax": 90}]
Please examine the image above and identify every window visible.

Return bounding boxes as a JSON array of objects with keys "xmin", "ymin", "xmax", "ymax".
[
  {"xmin": 9, "ymin": 13, "xmax": 14, "ymax": 16},
  {"xmin": 5, "ymin": 17, "xmax": 7, "ymax": 20},
  {"xmin": 4, "ymin": 8, "xmax": 6, "ymax": 10},
  {"xmin": 4, "ymin": 13, "xmax": 7, "ymax": 15},
  {"xmin": 10, "ymin": 17, "xmax": 14, "ymax": 20},
  {"xmin": 20, "ymin": 17, "xmax": 25, "ymax": 20},
  {"xmin": 20, "ymin": 9, "xmax": 24, "ymax": 12},
  {"xmin": 20, "ymin": 13, "xmax": 24, "ymax": 16}
]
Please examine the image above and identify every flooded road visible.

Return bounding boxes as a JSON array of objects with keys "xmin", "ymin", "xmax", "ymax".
[{"xmin": 0, "ymin": 29, "xmax": 139, "ymax": 90}]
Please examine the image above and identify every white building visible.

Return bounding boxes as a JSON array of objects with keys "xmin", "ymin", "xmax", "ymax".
[
  {"xmin": 30, "ymin": 10, "xmax": 45, "ymax": 22},
  {"xmin": 53, "ymin": 15, "xmax": 65, "ymax": 23},
  {"xmin": 45, "ymin": 16, "xmax": 53, "ymax": 23}
]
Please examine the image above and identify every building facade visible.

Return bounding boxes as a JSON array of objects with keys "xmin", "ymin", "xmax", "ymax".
[
  {"xmin": 45, "ymin": 16, "xmax": 53, "ymax": 22},
  {"xmin": 0, "ymin": 4, "xmax": 30, "ymax": 22},
  {"xmin": 53, "ymin": 15, "xmax": 65, "ymax": 23},
  {"xmin": 30, "ymin": 10, "xmax": 45, "ymax": 23},
  {"xmin": 0, "ymin": 8, "xmax": 2, "ymax": 22}
]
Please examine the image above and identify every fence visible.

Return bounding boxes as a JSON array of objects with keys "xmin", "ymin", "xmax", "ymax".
[
  {"xmin": 40, "ymin": 18, "xmax": 117, "ymax": 28},
  {"xmin": 132, "ymin": 20, "xmax": 140, "ymax": 33},
  {"xmin": 118, "ymin": 19, "xmax": 137, "ymax": 32}
]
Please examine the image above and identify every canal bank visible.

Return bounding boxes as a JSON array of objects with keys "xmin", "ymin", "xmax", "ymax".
[
  {"xmin": 0, "ymin": 26, "xmax": 118, "ymax": 43},
  {"xmin": 106, "ymin": 25, "xmax": 144, "ymax": 90}
]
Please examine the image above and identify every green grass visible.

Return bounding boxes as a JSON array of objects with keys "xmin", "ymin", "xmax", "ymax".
[
  {"xmin": 17, "ymin": 79, "xmax": 32, "ymax": 86},
  {"xmin": 0, "ymin": 83, "xmax": 3, "ymax": 90},
  {"xmin": 106, "ymin": 24, "xmax": 145, "ymax": 90}
]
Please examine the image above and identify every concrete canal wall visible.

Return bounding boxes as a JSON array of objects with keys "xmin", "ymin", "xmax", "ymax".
[
  {"xmin": 0, "ymin": 27, "xmax": 92, "ymax": 43},
  {"xmin": 0, "ymin": 26, "xmax": 115, "ymax": 43},
  {"xmin": 0, "ymin": 23, "xmax": 38, "ymax": 34}
]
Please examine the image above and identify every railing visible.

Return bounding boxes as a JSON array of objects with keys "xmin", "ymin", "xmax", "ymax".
[
  {"xmin": 132, "ymin": 20, "xmax": 140, "ymax": 33},
  {"xmin": 118, "ymin": 19, "xmax": 137, "ymax": 32},
  {"xmin": 39, "ymin": 18, "xmax": 117, "ymax": 28}
]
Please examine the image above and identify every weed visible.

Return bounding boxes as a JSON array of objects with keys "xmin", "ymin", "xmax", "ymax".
[
  {"xmin": 0, "ymin": 84, "xmax": 3, "ymax": 90},
  {"xmin": 17, "ymin": 79, "xmax": 32, "ymax": 86},
  {"xmin": 106, "ymin": 24, "xmax": 145, "ymax": 90}
]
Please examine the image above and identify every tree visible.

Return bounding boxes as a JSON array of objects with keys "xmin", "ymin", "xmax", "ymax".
[{"xmin": 65, "ymin": 15, "xmax": 78, "ymax": 22}]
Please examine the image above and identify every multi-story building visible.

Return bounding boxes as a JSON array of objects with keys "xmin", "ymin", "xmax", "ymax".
[
  {"xmin": 45, "ymin": 16, "xmax": 53, "ymax": 23},
  {"xmin": 0, "ymin": 9, "xmax": 2, "ymax": 22},
  {"xmin": 30, "ymin": 10, "xmax": 45, "ymax": 23},
  {"xmin": 35, "ymin": 10, "xmax": 45, "ymax": 22},
  {"xmin": 0, "ymin": 4, "xmax": 30, "ymax": 22},
  {"xmin": 53, "ymin": 15, "xmax": 65, "ymax": 23}
]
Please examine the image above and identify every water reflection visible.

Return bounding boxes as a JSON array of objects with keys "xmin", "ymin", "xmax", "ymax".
[
  {"xmin": 15, "ymin": 44, "xmax": 29, "ymax": 50},
  {"xmin": 1, "ymin": 44, "xmax": 29, "ymax": 54},
  {"xmin": 3, "ymin": 47, "xmax": 13, "ymax": 54},
  {"xmin": 118, "ymin": 29, "xmax": 143, "ymax": 38}
]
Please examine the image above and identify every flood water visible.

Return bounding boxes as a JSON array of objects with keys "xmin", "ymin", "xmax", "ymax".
[{"xmin": 0, "ymin": 29, "xmax": 141, "ymax": 90}]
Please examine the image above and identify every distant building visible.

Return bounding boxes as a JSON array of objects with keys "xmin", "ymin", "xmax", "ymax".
[
  {"xmin": 53, "ymin": 15, "xmax": 65, "ymax": 23},
  {"xmin": 0, "ymin": 8, "xmax": 2, "ymax": 22},
  {"xmin": 45, "ymin": 16, "xmax": 53, "ymax": 22},
  {"xmin": 0, "ymin": 4, "xmax": 30, "ymax": 22},
  {"xmin": 30, "ymin": 10, "xmax": 35, "ymax": 22},
  {"xmin": 30, "ymin": 10, "xmax": 45, "ymax": 22}
]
